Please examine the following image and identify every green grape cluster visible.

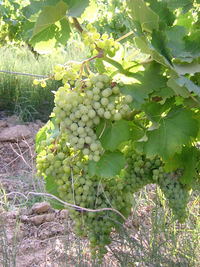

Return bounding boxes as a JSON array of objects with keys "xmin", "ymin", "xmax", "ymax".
[
  {"xmin": 53, "ymin": 63, "xmax": 81, "ymax": 82},
  {"xmin": 52, "ymin": 70, "xmax": 132, "ymax": 161},
  {"xmin": 82, "ymin": 24, "xmax": 120, "ymax": 56},
  {"xmin": 69, "ymin": 175, "xmax": 133, "ymax": 260},
  {"xmin": 123, "ymin": 143, "xmax": 190, "ymax": 223},
  {"xmin": 36, "ymin": 134, "xmax": 133, "ymax": 260},
  {"xmin": 123, "ymin": 144, "xmax": 159, "ymax": 193},
  {"xmin": 158, "ymin": 172, "xmax": 190, "ymax": 223}
]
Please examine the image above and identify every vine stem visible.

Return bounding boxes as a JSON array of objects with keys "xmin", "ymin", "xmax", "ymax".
[{"xmin": 72, "ymin": 17, "xmax": 83, "ymax": 33}]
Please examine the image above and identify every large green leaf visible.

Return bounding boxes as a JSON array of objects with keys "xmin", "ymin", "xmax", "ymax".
[
  {"xmin": 135, "ymin": 36, "xmax": 172, "ymax": 67},
  {"xmin": 66, "ymin": 0, "xmax": 90, "ymax": 17},
  {"xmin": 147, "ymin": 0, "xmax": 175, "ymax": 27},
  {"xmin": 30, "ymin": 17, "xmax": 70, "ymax": 53},
  {"xmin": 127, "ymin": 0, "xmax": 159, "ymax": 33},
  {"xmin": 33, "ymin": 1, "xmax": 68, "ymax": 36},
  {"xmin": 88, "ymin": 151, "xmax": 126, "ymax": 178},
  {"xmin": 142, "ymin": 107, "xmax": 198, "ymax": 160},
  {"xmin": 120, "ymin": 63, "xmax": 167, "ymax": 108},
  {"xmin": 96, "ymin": 120, "xmax": 131, "ymax": 151},
  {"xmin": 142, "ymin": 99, "xmax": 173, "ymax": 123}
]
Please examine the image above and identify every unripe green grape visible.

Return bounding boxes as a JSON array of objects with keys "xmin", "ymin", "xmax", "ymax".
[
  {"xmin": 58, "ymin": 152, "xmax": 65, "ymax": 160},
  {"xmin": 70, "ymin": 123, "xmax": 78, "ymax": 131},
  {"xmin": 74, "ymin": 110, "xmax": 81, "ymax": 119},
  {"xmin": 90, "ymin": 143, "xmax": 98, "ymax": 151},
  {"xmin": 96, "ymin": 81, "xmax": 104, "ymax": 89},
  {"xmin": 97, "ymin": 108, "xmax": 104, "ymax": 117},
  {"xmin": 93, "ymin": 155, "xmax": 100, "ymax": 162},
  {"xmin": 114, "ymin": 113, "xmax": 122, "ymax": 121},
  {"xmin": 93, "ymin": 94, "xmax": 100, "ymax": 101},
  {"xmin": 102, "ymin": 88, "xmax": 112, "ymax": 97},
  {"xmin": 88, "ymin": 109, "xmax": 96, "ymax": 118},
  {"xmin": 77, "ymin": 127, "xmax": 84, "ymax": 135},
  {"xmin": 101, "ymin": 98, "xmax": 109, "ymax": 106},
  {"xmin": 86, "ymin": 90, "xmax": 93, "ymax": 99},
  {"xmin": 107, "ymin": 103, "xmax": 115, "ymax": 110},
  {"xmin": 93, "ymin": 87, "xmax": 100, "ymax": 94},
  {"xmin": 112, "ymin": 86, "xmax": 120, "ymax": 94},
  {"xmin": 125, "ymin": 95, "xmax": 133, "ymax": 103},
  {"xmin": 82, "ymin": 115, "xmax": 89, "ymax": 122},
  {"xmin": 71, "ymin": 136, "xmax": 78, "ymax": 144},
  {"xmin": 78, "ymin": 121, "xmax": 85, "ymax": 127},
  {"xmin": 63, "ymin": 166, "xmax": 71, "ymax": 174},
  {"xmin": 93, "ymin": 102, "xmax": 101, "ymax": 110},
  {"xmin": 104, "ymin": 111, "xmax": 111, "ymax": 119},
  {"xmin": 93, "ymin": 32, "xmax": 100, "ymax": 39}
]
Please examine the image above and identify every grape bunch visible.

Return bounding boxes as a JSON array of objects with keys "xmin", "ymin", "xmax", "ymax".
[
  {"xmin": 81, "ymin": 24, "xmax": 120, "ymax": 56},
  {"xmin": 36, "ymin": 133, "xmax": 133, "ymax": 260},
  {"xmin": 122, "ymin": 143, "xmax": 161, "ymax": 193},
  {"xmin": 122, "ymin": 143, "xmax": 190, "ymax": 222},
  {"xmin": 52, "ymin": 69, "xmax": 132, "ymax": 161},
  {"xmin": 157, "ymin": 172, "xmax": 190, "ymax": 223}
]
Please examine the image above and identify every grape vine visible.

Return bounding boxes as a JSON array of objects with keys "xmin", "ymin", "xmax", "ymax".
[{"xmin": 33, "ymin": 0, "xmax": 200, "ymax": 261}]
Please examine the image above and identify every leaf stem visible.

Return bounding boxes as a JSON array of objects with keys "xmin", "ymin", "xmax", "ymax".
[{"xmin": 116, "ymin": 31, "xmax": 134, "ymax": 42}]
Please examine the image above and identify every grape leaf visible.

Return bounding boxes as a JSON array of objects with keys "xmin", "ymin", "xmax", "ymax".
[
  {"xmin": 33, "ymin": 1, "xmax": 68, "ymax": 36},
  {"xmin": 151, "ymin": 29, "xmax": 172, "ymax": 64},
  {"xmin": 30, "ymin": 18, "xmax": 70, "ymax": 53},
  {"xmin": 66, "ymin": 0, "xmax": 90, "ymax": 17},
  {"xmin": 142, "ymin": 99, "xmax": 173, "ymax": 123},
  {"xmin": 127, "ymin": 0, "xmax": 159, "ymax": 33},
  {"xmin": 167, "ymin": 74, "xmax": 190, "ymax": 98},
  {"xmin": 143, "ymin": 107, "xmax": 198, "ymax": 160},
  {"xmin": 166, "ymin": 0, "xmax": 194, "ymax": 10},
  {"xmin": 147, "ymin": 0, "xmax": 175, "ymax": 27},
  {"xmin": 88, "ymin": 160, "xmax": 97, "ymax": 177},
  {"xmin": 174, "ymin": 62, "xmax": 200, "ymax": 75},
  {"xmin": 165, "ymin": 147, "xmax": 199, "ymax": 185},
  {"xmin": 154, "ymin": 87, "xmax": 175, "ymax": 99},
  {"xmin": 166, "ymin": 25, "xmax": 191, "ymax": 61},
  {"xmin": 176, "ymin": 76, "xmax": 200, "ymax": 97},
  {"xmin": 184, "ymin": 30, "xmax": 200, "ymax": 57},
  {"xmin": 120, "ymin": 63, "xmax": 167, "ymax": 108},
  {"xmin": 96, "ymin": 120, "xmax": 131, "ymax": 151},
  {"xmin": 89, "ymin": 151, "xmax": 126, "ymax": 178},
  {"xmin": 23, "ymin": 1, "xmax": 46, "ymax": 21},
  {"xmin": 131, "ymin": 124, "xmax": 144, "ymax": 141},
  {"xmin": 35, "ymin": 124, "xmax": 48, "ymax": 153},
  {"xmin": 135, "ymin": 36, "xmax": 172, "ymax": 67}
]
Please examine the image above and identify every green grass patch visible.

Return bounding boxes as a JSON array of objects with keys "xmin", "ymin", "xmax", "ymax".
[{"xmin": 0, "ymin": 39, "xmax": 89, "ymax": 121}]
